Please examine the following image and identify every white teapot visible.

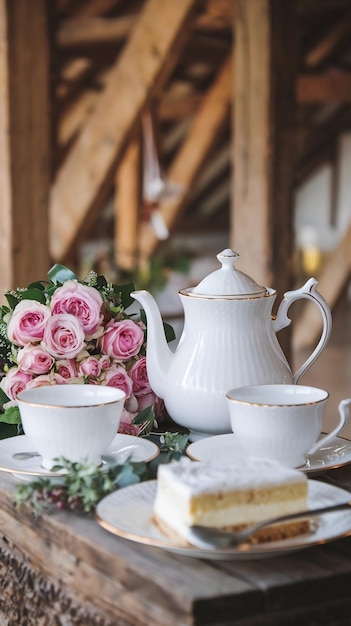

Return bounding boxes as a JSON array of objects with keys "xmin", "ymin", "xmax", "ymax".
[{"xmin": 131, "ymin": 249, "xmax": 332, "ymax": 441}]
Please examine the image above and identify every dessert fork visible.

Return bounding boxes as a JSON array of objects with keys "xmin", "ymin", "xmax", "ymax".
[{"xmin": 187, "ymin": 501, "xmax": 351, "ymax": 549}]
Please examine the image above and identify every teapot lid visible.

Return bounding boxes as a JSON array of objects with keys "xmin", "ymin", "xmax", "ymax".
[{"xmin": 190, "ymin": 249, "xmax": 267, "ymax": 297}]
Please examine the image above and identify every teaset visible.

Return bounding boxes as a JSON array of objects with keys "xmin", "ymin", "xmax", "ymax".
[
  {"xmin": 16, "ymin": 249, "xmax": 351, "ymax": 470},
  {"xmin": 131, "ymin": 248, "xmax": 351, "ymax": 465}
]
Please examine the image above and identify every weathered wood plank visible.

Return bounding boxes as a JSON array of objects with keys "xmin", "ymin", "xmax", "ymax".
[
  {"xmin": 49, "ymin": 0, "xmax": 200, "ymax": 263},
  {"xmin": 0, "ymin": 0, "xmax": 51, "ymax": 296},
  {"xmin": 0, "ymin": 471, "xmax": 263, "ymax": 626},
  {"xmin": 138, "ymin": 55, "xmax": 232, "ymax": 262},
  {"xmin": 2, "ymin": 468, "xmax": 351, "ymax": 624}
]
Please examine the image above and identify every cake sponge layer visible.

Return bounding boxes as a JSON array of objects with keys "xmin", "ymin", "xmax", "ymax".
[{"xmin": 154, "ymin": 457, "xmax": 309, "ymax": 545}]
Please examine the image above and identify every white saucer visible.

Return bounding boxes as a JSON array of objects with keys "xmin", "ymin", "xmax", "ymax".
[
  {"xmin": 0, "ymin": 434, "xmax": 159, "ymax": 480},
  {"xmin": 186, "ymin": 433, "xmax": 351, "ymax": 475},
  {"xmin": 96, "ymin": 479, "xmax": 351, "ymax": 560}
]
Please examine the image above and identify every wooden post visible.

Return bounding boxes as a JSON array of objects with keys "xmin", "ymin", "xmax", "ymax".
[
  {"xmin": 231, "ymin": 0, "xmax": 299, "ymax": 357},
  {"xmin": 115, "ymin": 139, "xmax": 140, "ymax": 272},
  {"xmin": 0, "ymin": 0, "xmax": 51, "ymax": 295}
]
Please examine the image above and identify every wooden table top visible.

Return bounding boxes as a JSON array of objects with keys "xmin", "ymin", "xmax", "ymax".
[{"xmin": 1, "ymin": 461, "xmax": 351, "ymax": 625}]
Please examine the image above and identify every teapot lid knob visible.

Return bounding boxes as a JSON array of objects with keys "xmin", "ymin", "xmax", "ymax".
[
  {"xmin": 190, "ymin": 249, "xmax": 267, "ymax": 297},
  {"xmin": 217, "ymin": 249, "xmax": 240, "ymax": 267}
]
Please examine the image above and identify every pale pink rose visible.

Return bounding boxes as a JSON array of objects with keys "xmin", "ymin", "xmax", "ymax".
[
  {"xmin": 55, "ymin": 359, "xmax": 78, "ymax": 380},
  {"xmin": 125, "ymin": 394, "xmax": 138, "ymax": 413},
  {"xmin": 136, "ymin": 391, "xmax": 157, "ymax": 412},
  {"xmin": 7, "ymin": 300, "xmax": 51, "ymax": 346},
  {"xmin": 129, "ymin": 357, "xmax": 152, "ymax": 396},
  {"xmin": 50, "ymin": 280, "xmax": 103, "ymax": 336},
  {"xmin": 25, "ymin": 374, "xmax": 55, "ymax": 389},
  {"xmin": 102, "ymin": 363, "xmax": 133, "ymax": 397},
  {"xmin": 0, "ymin": 367, "xmax": 33, "ymax": 401},
  {"xmin": 42, "ymin": 314, "xmax": 85, "ymax": 359},
  {"xmin": 79, "ymin": 356, "xmax": 102, "ymax": 378},
  {"xmin": 118, "ymin": 408, "xmax": 141, "ymax": 436},
  {"xmin": 100, "ymin": 319, "xmax": 144, "ymax": 361},
  {"xmin": 99, "ymin": 354, "xmax": 111, "ymax": 369},
  {"xmin": 137, "ymin": 392, "xmax": 164, "ymax": 419},
  {"xmin": 17, "ymin": 344, "xmax": 54, "ymax": 375}
]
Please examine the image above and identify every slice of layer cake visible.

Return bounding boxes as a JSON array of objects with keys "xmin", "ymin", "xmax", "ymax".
[{"xmin": 153, "ymin": 457, "xmax": 309, "ymax": 545}]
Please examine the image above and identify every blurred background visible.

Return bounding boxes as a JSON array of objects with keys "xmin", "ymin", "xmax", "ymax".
[{"xmin": 1, "ymin": 0, "xmax": 351, "ymax": 432}]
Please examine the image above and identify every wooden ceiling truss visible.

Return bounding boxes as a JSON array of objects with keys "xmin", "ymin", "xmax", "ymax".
[{"xmin": 1, "ymin": 0, "xmax": 351, "ymax": 349}]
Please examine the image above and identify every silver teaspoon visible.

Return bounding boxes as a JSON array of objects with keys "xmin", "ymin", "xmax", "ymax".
[
  {"xmin": 13, "ymin": 452, "xmax": 41, "ymax": 460},
  {"xmin": 187, "ymin": 501, "xmax": 351, "ymax": 549}
]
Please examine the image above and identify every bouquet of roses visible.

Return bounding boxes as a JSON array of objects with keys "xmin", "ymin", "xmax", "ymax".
[{"xmin": 0, "ymin": 264, "xmax": 174, "ymax": 439}]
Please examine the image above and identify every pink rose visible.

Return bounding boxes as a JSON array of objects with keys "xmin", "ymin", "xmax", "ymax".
[
  {"xmin": 136, "ymin": 391, "xmax": 158, "ymax": 412},
  {"xmin": 79, "ymin": 356, "xmax": 102, "ymax": 378},
  {"xmin": 55, "ymin": 359, "xmax": 78, "ymax": 380},
  {"xmin": 129, "ymin": 357, "xmax": 152, "ymax": 396},
  {"xmin": 42, "ymin": 313, "xmax": 85, "ymax": 359},
  {"xmin": 50, "ymin": 280, "xmax": 103, "ymax": 336},
  {"xmin": 25, "ymin": 374, "xmax": 55, "ymax": 389},
  {"xmin": 100, "ymin": 319, "xmax": 144, "ymax": 361},
  {"xmin": 118, "ymin": 408, "xmax": 141, "ymax": 436},
  {"xmin": 102, "ymin": 363, "xmax": 133, "ymax": 397},
  {"xmin": 99, "ymin": 354, "xmax": 111, "ymax": 369},
  {"xmin": 7, "ymin": 300, "xmax": 51, "ymax": 346},
  {"xmin": 0, "ymin": 367, "xmax": 33, "ymax": 401},
  {"xmin": 17, "ymin": 344, "xmax": 54, "ymax": 375}
]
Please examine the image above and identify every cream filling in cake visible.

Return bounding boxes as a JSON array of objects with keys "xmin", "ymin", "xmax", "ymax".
[{"xmin": 153, "ymin": 457, "xmax": 309, "ymax": 544}]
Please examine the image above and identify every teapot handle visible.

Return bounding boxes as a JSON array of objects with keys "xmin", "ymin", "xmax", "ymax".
[{"xmin": 272, "ymin": 278, "xmax": 332, "ymax": 384}]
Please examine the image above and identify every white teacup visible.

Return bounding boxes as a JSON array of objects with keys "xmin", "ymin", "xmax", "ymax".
[
  {"xmin": 226, "ymin": 384, "xmax": 351, "ymax": 468},
  {"xmin": 17, "ymin": 384, "xmax": 126, "ymax": 470}
]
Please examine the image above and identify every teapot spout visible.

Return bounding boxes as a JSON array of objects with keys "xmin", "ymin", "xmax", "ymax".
[{"xmin": 131, "ymin": 290, "xmax": 173, "ymax": 400}]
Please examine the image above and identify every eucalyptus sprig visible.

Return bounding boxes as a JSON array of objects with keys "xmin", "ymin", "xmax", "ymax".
[
  {"xmin": 14, "ymin": 431, "xmax": 189, "ymax": 516},
  {"xmin": 14, "ymin": 456, "xmax": 149, "ymax": 516},
  {"xmin": 158, "ymin": 432, "xmax": 189, "ymax": 461}
]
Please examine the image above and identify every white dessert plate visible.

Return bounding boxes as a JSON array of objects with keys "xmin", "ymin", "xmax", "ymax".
[
  {"xmin": 0, "ymin": 434, "xmax": 159, "ymax": 479},
  {"xmin": 96, "ymin": 479, "xmax": 351, "ymax": 560},
  {"xmin": 186, "ymin": 433, "xmax": 351, "ymax": 475}
]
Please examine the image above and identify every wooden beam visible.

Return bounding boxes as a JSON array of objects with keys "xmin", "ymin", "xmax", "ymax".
[
  {"xmin": 305, "ymin": 15, "xmax": 351, "ymax": 68},
  {"xmin": 0, "ymin": 0, "xmax": 51, "ymax": 295},
  {"xmin": 292, "ymin": 222, "xmax": 351, "ymax": 350},
  {"xmin": 190, "ymin": 144, "xmax": 231, "ymax": 201},
  {"xmin": 298, "ymin": 71, "xmax": 351, "ymax": 103},
  {"xmin": 58, "ymin": 89, "xmax": 98, "ymax": 147},
  {"xmin": 57, "ymin": 16, "xmax": 135, "ymax": 48},
  {"xmin": 49, "ymin": 0, "xmax": 200, "ymax": 263},
  {"xmin": 231, "ymin": 0, "xmax": 298, "ymax": 360},
  {"xmin": 115, "ymin": 139, "xmax": 140, "ymax": 271},
  {"xmin": 57, "ymin": 3, "xmax": 235, "ymax": 49},
  {"xmin": 72, "ymin": 0, "xmax": 122, "ymax": 18},
  {"xmin": 138, "ymin": 55, "xmax": 232, "ymax": 262},
  {"xmin": 231, "ymin": 0, "xmax": 298, "ymax": 293}
]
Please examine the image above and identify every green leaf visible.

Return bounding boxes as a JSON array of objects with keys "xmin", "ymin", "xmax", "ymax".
[
  {"xmin": 132, "ymin": 405, "xmax": 155, "ymax": 425},
  {"xmin": 0, "ymin": 405, "xmax": 21, "ymax": 424},
  {"xmin": 47, "ymin": 264, "xmax": 77, "ymax": 285},
  {"xmin": 17, "ymin": 288, "xmax": 46, "ymax": 304},
  {"xmin": 163, "ymin": 321, "xmax": 176, "ymax": 343},
  {"xmin": 0, "ymin": 423, "xmax": 18, "ymax": 439},
  {"xmin": 113, "ymin": 282, "xmax": 135, "ymax": 310},
  {"xmin": 26, "ymin": 281, "xmax": 47, "ymax": 291},
  {"xmin": 5, "ymin": 293, "xmax": 21, "ymax": 310},
  {"xmin": 0, "ymin": 387, "xmax": 10, "ymax": 407}
]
